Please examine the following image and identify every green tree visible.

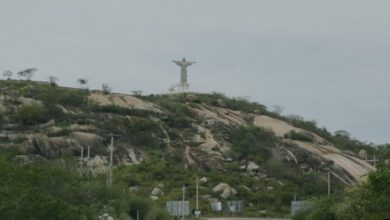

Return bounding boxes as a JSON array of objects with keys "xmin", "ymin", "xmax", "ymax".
[
  {"xmin": 128, "ymin": 197, "xmax": 152, "ymax": 220},
  {"xmin": 17, "ymin": 68, "xmax": 37, "ymax": 81},
  {"xmin": 230, "ymin": 126, "xmax": 277, "ymax": 167}
]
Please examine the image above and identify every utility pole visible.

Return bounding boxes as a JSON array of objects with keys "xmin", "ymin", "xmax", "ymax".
[
  {"xmin": 196, "ymin": 177, "xmax": 199, "ymax": 210},
  {"xmin": 182, "ymin": 186, "xmax": 186, "ymax": 220},
  {"xmin": 365, "ymin": 152, "xmax": 379, "ymax": 167},
  {"xmin": 79, "ymin": 146, "xmax": 84, "ymax": 176},
  {"xmin": 195, "ymin": 176, "xmax": 201, "ymax": 218},
  {"xmin": 327, "ymin": 170, "xmax": 331, "ymax": 198},
  {"xmin": 106, "ymin": 133, "xmax": 120, "ymax": 188},
  {"xmin": 87, "ymin": 145, "xmax": 90, "ymax": 160}
]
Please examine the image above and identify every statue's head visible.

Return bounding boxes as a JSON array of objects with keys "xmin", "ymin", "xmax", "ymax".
[{"xmin": 182, "ymin": 57, "xmax": 186, "ymax": 62}]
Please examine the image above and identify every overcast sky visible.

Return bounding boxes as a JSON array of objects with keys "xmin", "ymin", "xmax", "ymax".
[{"xmin": 1, "ymin": 0, "xmax": 389, "ymax": 144}]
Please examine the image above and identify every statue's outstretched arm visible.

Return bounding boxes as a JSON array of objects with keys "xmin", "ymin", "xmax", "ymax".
[{"xmin": 172, "ymin": 60, "xmax": 180, "ymax": 66}]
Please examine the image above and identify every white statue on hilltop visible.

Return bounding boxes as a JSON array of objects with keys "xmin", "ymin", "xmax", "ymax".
[{"xmin": 172, "ymin": 57, "xmax": 196, "ymax": 91}]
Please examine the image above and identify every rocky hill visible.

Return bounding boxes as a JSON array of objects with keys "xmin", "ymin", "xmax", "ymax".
[{"xmin": 0, "ymin": 79, "xmax": 377, "ymax": 216}]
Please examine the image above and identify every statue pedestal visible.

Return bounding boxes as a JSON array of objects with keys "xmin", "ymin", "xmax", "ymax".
[{"xmin": 169, "ymin": 83, "xmax": 190, "ymax": 93}]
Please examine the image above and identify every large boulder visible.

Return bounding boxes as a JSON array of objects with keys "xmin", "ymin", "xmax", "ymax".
[
  {"xmin": 212, "ymin": 183, "xmax": 237, "ymax": 199},
  {"xmin": 98, "ymin": 213, "xmax": 114, "ymax": 220},
  {"xmin": 212, "ymin": 183, "xmax": 229, "ymax": 192},
  {"xmin": 200, "ymin": 177, "xmax": 208, "ymax": 183},
  {"xmin": 150, "ymin": 185, "xmax": 164, "ymax": 200}
]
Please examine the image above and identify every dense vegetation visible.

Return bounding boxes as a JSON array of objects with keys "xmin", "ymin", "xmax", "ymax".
[
  {"xmin": 0, "ymin": 154, "xmax": 169, "ymax": 220},
  {"xmin": 294, "ymin": 167, "xmax": 390, "ymax": 220}
]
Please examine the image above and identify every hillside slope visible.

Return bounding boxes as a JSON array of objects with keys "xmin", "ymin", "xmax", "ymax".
[{"xmin": 0, "ymin": 79, "xmax": 377, "ymax": 215}]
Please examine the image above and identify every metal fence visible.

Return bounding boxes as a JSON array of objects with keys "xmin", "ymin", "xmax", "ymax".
[
  {"xmin": 291, "ymin": 201, "xmax": 311, "ymax": 216},
  {"xmin": 166, "ymin": 201, "xmax": 190, "ymax": 216},
  {"xmin": 210, "ymin": 202, "xmax": 222, "ymax": 211},
  {"xmin": 226, "ymin": 200, "xmax": 244, "ymax": 213}
]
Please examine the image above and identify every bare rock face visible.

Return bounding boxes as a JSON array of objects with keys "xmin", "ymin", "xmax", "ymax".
[
  {"xmin": 184, "ymin": 146, "xmax": 196, "ymax": 165},
  {"xmin": 70, "ymin": 132, "xmax": 103, "ymax": 147},
  {"xmin": 212, "ymin": 183, "xmax": 237, "ymax": 199},
  {"xmin": 30, "ymin": 135, "xmax": 78, "ymax": 158},
  {"xmin": 89, "ymin": 92, "xmax": 162, "ymax": 113},
  {"xmin": 124, "ymin": 149, "xmax": 140, "ymax": 165},
  {"xmin": 69, "ymin": 124, "xmax": 97, "ymax": 132}
]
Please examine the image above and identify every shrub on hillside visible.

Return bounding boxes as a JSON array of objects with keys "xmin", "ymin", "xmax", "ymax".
[
  {"xmin": 223, "ymin": 162, "xmax": 241, "ymax": 173},
  {"xmin": 127, "ymin": 197, "xmax": 152, "ymax": 220},
  {"xmin": 0, "ymin": 110, "xmax": 4, "ymax": 124},
  {"xmin": 230, "ymin": 126, "xmax": 277, "ymax": 166},
  {"xmin": 165, "ymin": 113, "xmax": 192, "ymax": 129},
  {"xmin": 128, "ymin": 117, "xmax": 162, "ymax": 149},
  {"xmin": 40, "ymin": 87, "xmax": 88, "ymax": 108},
  {"xmin": 145, "ymin": 208, "xmax": 170, "ymax": 220},
  {"xmin": 15, "ymin": 104, "xmax": 46, "ymax": 125},
  {"xmin": 284, "ymin": 130, "xmax": 314, "ymax": 142}
]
